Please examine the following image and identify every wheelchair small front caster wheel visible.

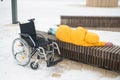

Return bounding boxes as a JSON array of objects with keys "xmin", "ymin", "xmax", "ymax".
[{"xmin": 30, "ymin": 62, "xmax": 39, "ymax": 70}]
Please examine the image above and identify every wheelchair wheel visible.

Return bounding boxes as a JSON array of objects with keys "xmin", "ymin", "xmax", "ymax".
[
  {"xmin": 12, "ymin": 38, "xmax": 31, "ymax": 66},
  {"xmin": 30, "ymin": 61, "xmax": 39, "ymax": 70}
]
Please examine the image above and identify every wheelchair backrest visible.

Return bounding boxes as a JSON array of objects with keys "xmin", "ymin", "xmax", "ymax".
[{"xmin": 19, "ymin": 20, "xmax": 37, "ymax": 41}]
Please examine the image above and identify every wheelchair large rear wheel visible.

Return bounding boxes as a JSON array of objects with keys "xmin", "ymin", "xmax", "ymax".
[{"xmin": 12, "ymin": 38, "xmax": 31, "ymax": 66}]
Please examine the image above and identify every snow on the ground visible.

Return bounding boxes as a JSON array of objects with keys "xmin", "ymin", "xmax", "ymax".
[
  {"xmin": 0, "ymin": 25, "xmax": 120, "ymax": 80},
  {"xmin": 0, "ymin": 0, "xmax": 120, "ymax": 80}
]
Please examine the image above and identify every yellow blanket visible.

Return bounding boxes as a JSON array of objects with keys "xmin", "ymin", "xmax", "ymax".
[{"xmin": 56, "ymin": 25, "xmax": 105, "ymax": 46}]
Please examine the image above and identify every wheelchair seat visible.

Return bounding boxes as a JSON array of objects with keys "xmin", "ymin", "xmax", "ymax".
[
  {"xmin": 24, "ymin": 36, "xmax": 49, "ymax": 47},
  {"xmin": 36, "ymin": 37, "xmax": 50, "ymax": 47}
]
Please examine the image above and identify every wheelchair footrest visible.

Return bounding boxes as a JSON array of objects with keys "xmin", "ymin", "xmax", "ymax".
[
  {"xmin": 47, "ymin": 57, "xmax": 63, "ymax": 67},
  {"xmin": 47, "ymin": 61, "xmax": 57, "ymax": 67}
]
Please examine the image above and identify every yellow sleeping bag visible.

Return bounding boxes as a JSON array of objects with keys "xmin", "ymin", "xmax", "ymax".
[{"xmin": 56, "ymin": 25, "xmax": 105, "ymax": 46}]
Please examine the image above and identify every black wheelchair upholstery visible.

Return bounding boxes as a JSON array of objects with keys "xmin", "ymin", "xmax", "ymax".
[{"xmin": 19, "ymin": 19, "xmax": 49, "ymax": 47}]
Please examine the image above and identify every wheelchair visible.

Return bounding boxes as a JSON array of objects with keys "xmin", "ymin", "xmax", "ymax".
[{"xmin": 12, "ymin": 19, "xmax": 62, "ymax": 69}]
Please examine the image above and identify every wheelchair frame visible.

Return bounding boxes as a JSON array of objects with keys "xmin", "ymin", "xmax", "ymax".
[{"xmin": 12, "ymin": 19, "xmax": 62, "ymax": 69}]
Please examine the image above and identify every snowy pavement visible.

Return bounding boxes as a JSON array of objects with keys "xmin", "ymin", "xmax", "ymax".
[
  {"xmin": 0, "ymin": 0, "xmax": 120, "ymax": 80},
  {"xmin": 0, "ymin": 24, "xmax": 120, "ymax": 80},
  {"xmin": 0, "ymin": 18, "xmax": 120, "ymax": 80}
]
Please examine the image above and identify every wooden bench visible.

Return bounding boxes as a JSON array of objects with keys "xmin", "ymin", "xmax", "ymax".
[
  {"xmin": 61, "ymin": 16, "xmax": 120, "ymax": 28},
  {"xmin": 86, "ymin": 0, "xmax": 118, "ymax": 7},
  {"xmin": 37, "ymin": 31, "xmax": 120, "ymax": 73},
  {"xmin": 60, "ymin": 16, "xmax": 120, "ymax": 72},
  {"xmin": 58, "ymin": 41, "xmax": 120, "ymax": 72}
]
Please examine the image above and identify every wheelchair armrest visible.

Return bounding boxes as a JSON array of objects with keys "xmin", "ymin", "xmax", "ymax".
[
  {"xmin": 19, "ymin": 33, "xmax": 36, "ymax": 47},
  {"xmin": 36, "ymin": 34, "xmax": 48, "ymax": 41},
  {"xmin": 19, "ymin": 33, "xmax": 29, "ymax": 37}
]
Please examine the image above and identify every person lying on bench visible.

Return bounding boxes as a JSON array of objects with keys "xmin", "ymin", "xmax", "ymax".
[{"xmin": 48, "ymin": 25, "xmax": 113, "ymax": 47}]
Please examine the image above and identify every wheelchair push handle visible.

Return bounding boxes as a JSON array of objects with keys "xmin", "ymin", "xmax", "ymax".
[
  {"xmin": 28, "ymin": 18, "xmax": 35, "ymax": 22},
  {"xmin": 17, "ymin": 18, "xmax": 35, "ymax": 24}
]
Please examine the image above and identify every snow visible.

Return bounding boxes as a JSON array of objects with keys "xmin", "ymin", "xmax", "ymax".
[{"xmin": 0, "ymin": 0, "xmax": 120, "ymax": 80}]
